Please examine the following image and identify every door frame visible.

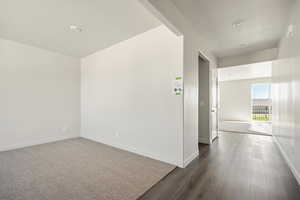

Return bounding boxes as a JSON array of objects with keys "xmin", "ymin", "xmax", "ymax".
[
  {"xmin": 198, "ymin": 52, "xmax": 212, "ymax": 144},
  {"xmin": 198, "ymin": 52, "xmax": 219, "ymax": 144}
]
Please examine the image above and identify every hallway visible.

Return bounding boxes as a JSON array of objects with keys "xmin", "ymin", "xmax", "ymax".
[{"xmin": 139, "ymin": 133, "xmax": 300, "ymax": 200}]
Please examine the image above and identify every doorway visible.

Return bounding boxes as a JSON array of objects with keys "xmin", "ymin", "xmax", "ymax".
[
  {"xmin": 217, "ymin": 61, "xmax": 272, "ymax": 136},
  {"xmin": 198, "ymin": 54, "xmax": 218, "ymax": 144}
]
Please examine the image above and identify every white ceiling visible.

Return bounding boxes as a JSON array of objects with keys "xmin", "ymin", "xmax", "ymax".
[
  {"xmin": 0, "ymin": 0, "xmax": 161, "ymax": 57},
  {"xmin": 171, "ymin": 0, "xmax": 294, "ymax": 58},
  {"xmin": 218, "ymin": 61, "xmax": 272, "ymax": 82}
]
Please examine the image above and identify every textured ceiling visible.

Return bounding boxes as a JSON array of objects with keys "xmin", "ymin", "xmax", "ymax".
[
  {"xmin": 0, "ymin": 0, "xmax": 161, "ymax": 57},
  {"xmin": 171, "ymin": 0, "xmax": 294, "ymax": 58}
]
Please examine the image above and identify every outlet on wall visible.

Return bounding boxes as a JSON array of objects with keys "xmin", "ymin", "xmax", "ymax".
[
  {"xmin": 61, "ymin": 125, "xmax": 69, "ymax": 133},
  {"xmin": 286, "ymin": 24, "xmax": 295, "ymax": 38},
  {"xmin": 115, "ymin": 131, "xmax": 120, "ymax": 137}
]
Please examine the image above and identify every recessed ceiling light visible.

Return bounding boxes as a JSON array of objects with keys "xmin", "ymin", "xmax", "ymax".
[
  {"xmin": 232, "ymin": 20, "xmax": 245, "ymax": 29},
  {"xmin": 69, "ymin": 25, "xmax": 83, "ymax": 32}
]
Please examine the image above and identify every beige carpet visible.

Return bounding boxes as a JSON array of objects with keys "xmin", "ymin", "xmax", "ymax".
[{"xmin": 0, "ymin": 138, "xmax": 175, "ymax": 200}]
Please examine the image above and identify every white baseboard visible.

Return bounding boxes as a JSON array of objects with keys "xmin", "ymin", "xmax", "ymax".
[
  {"xmin": 273, "ymin": 136, "xmax": 300, "ymax": 185},
  {"xmin": 0, "ymin": 135, "xmax": 79, "ymax": 152},
  {"xmin": 199, "ymin": 137, "xmax": 211, "ymax": 144},
  {"xmin": 183, "ymin": 151, "xmax": 199, "ymax": 168},
  {"xmin": 81, "ymin": 135, "xmax": 180, "ymax": 167}
]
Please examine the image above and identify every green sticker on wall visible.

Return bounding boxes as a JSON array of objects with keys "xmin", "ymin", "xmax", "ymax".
[{"xmin": 175, "ymin": 76, "xmax": 182, "ymax": 80}]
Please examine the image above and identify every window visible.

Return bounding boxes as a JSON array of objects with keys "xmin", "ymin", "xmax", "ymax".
[{"xmin": 251, "ymin": 83, "xmax": 272, "ymax": 121}]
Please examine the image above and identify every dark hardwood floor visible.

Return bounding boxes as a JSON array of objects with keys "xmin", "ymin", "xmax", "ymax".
[{"xmin": 139, "ymin": 132, "xmax": 300, "ymax": 200}]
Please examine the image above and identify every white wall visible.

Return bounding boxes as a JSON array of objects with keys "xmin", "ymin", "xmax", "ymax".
[
  {"xmin": 81, "ymin": 26, "xmax": 183, "ymax": 166},
  {"xmin": 182, "ymin": 31, "xmax": 217, "ymax": 165},
  {"xmin": 140, "ymin": 0, "xmax": 218, "ymax": 167},
  {"xmin": 0, "ymin": 38, "xmax": 81, "ymax": 151},
  {"xmin": 218, "ymin": 61, "xmax": 272, "ymax": 82},
  {"xmin": 218, "ymin": 48, "xmax": 278, "ymax": 68},
  {"xmin": 219, "ymin": 78, "xmax": 271, "ymax": 122},
  {"xmin": 272, "ymin": 0, "xmax": 300, "ymax": 184}
]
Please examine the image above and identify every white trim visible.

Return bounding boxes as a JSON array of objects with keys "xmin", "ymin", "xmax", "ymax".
[
  {"xmin": 211, "ymin": 134, "xmax": 218, "ymax": 142},
  {"xmin": 199, "ymin": 137, "xmax": 211, "ymax": 144},
  {"xmin": 0, "ymin": 135, "xmax": 79, "ymax": 152},
  {"xmin": 273, "ymin": 136, "xmax": 300, "ymax": 185},
  {"xmin": 183, "ymin": 150, "xmax": 199, "ymax": 168},
  {"xmin": 178, "ymin": 36, "xmax": 185, "ymax": 169}
]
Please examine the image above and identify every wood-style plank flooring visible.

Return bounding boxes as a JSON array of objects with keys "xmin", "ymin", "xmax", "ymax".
[{"xmin": 139, "ymin": 132, "xmax": 300, "ymax": 200}]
